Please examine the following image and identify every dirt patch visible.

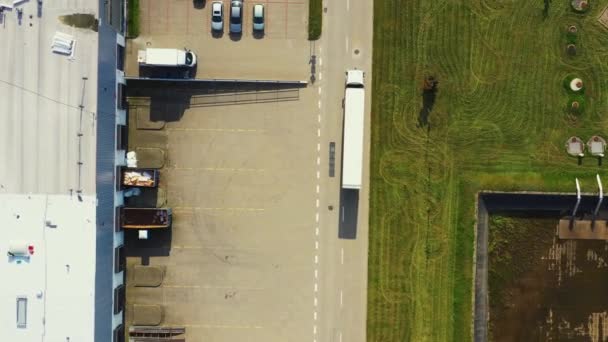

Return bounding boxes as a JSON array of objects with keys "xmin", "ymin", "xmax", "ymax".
[
  {"xmin": 59, "ymin": 14, "xmax": 98, "ymax": 32},
  {"xmin": 489, "ymin": 217, "xmax": 608, "ymax": 341}
]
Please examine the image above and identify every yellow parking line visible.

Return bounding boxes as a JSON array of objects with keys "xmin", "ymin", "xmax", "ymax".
[
  {"xmin": 173, "ymin": 207, "xmax": 265, "ymax": 212},
  {"xmin": 166, "ymin": 128, "xmax": 263, "ymax": 133},
  {"xmin": 163, "ymin": 324, "xmax": 263, "ymax": 329},
  {"xmin": 168, "ymin": 167, "xmax": 265, "ymax": 173}
]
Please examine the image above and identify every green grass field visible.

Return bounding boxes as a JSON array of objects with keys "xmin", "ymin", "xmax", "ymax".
[{"xmin": 367, "ymin": 0, "xmax": 608, "ymax": 341}]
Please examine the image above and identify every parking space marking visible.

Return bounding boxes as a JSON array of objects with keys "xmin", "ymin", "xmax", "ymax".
[
  {"xmin": 173, "ymin": 207, "xmax": 265, "ymax": 212},
  {"xmin": 165, "ymin": 324, "xmax": 264, "ymax": 329},
  {"xmin": 168, "ymin": 167, "xmax": 265, "ymax": 172},
  {"xmin": 167, "ymin": 127, "xmax": 263, "ymax": 133}
]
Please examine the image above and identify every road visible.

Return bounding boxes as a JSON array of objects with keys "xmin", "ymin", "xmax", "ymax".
[{"xmin": 312, "ymin": 0, "xmax": 374, "ymax": 341}]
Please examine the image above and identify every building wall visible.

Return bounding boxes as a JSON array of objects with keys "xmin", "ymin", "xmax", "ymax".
[{"xmin": 96, "ymin": 0, "xmax": 126, "ymax": 340}]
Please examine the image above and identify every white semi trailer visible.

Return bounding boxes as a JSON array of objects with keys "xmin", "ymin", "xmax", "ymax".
[
  {"xmin": 342, "ymin": 69, "xmax": 365, "ymax": 190},
  {"xmin": 137, "ymin": 48, "xmax": 197, "ymax": 67}
]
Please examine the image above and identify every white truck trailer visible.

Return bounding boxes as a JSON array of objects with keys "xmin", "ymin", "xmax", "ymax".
[
  {"xmin": 137, "ymin": 48, "xmax": 197, "ymax": 67},
  {"xmin": 342, "ymin": 70, "xmax": 365, "ymax": 190}
]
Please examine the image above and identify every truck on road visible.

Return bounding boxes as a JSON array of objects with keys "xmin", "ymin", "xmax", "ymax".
[
  {"xmin": 137, "ymin": 48, "xmax": 197, "ymax": 68},
  {"xmin": 341, "ymin": 69, "xmax": 365, "ymax": 190},
  {"xmin": 121, "ymin": 208, "xmax": 172, "ymax": 229}
]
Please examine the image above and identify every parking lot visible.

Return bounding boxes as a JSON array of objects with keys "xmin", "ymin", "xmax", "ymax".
[
  {"xmin": 125, "ymin": 0, "xmax": 310, "ymax": 80},
  {"xmin": 125, "ymin": 80, "xmax": 319, "ymax": 341}
]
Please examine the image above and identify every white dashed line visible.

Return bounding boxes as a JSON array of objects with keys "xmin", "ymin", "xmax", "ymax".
[
  {"xmin": 341, "ymin": 248, "xmax": 344, "ymax": 265},
  {"xmin": 318, "ymin": 114, "xmax": 321, "ymax": 123},
  {"xmin": 316, "ymin": 199, "xmax": 319, "ymax": 207},
  {"xmin": 317, "ymin": 128, "xmax": 321, "ymax": 137},
  {"xmin": 318, "ymin": 100, "xmax": 321, "ymax": 109},
  {"xmin": 314, "ymin": 283, "xmax": 318, "ymax": 292},
  {"xmin": 314, "ymin": 311, "xmax": 317, "ymax": 321},
  {"xmin": 315, "ymin": 241, "xmax": 319, "ymax": 250},
  {"xmin": 314, "ymin": 297, "xmax": 318, "ymax": 307},
  {"xmin": 339, "ymin": 331, "xmax": 343, "ymax": 342},
  {"xmin": 315, "ymin": 269, "xmax": 318, "ymax": 278},
  {"xmin": 315, "ymin": 213, "xmax": 319, "ymax": 222},
  {"xmin": 319, "ymin": 58, "xmax": 322, "ymax": 66},
  {"xmin": 316, "ymin": 227, "xmax": 319, "ymax": 235},
  {"xmin": 319, "ymin": 73, "xmax": 323, "ymax": 81},
  {"xmin": 340, "ymin": 290, "xmax": 343, "ymax": 307},
  {"xmin": 317, "ymin": 143, "xmax": 321, "ymax": 151},
  {"xmin": 318, "ymin": 87, "xmax": 322, "ymax": 95},
  {"xmin": 317, "ymin": 157, "xmax": 321, "ymax": 165},
  {"xmin": 316, "ymin": 185, "xmax": 320, "ymax": 194},
  {"xmin": 315, "ymin": 255, "xmax": 319, "ymax": 264},
  {"xmin": 314, "ymin": 325, "xmax": 317, "ymax": 334},
  {"xmin": 346, "ymin": 0, "xmax": 350, "ymax": 11},
  {"xmin": 317, "ymin": 171, "xmax": 320, "ymax": 179}
]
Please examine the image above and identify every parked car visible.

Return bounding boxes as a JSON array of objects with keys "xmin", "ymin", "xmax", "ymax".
[
  {"xmin": 253, "ymin": 4, "xmax": 264, "ymax": 32},
  {"xmin": 211, "ymin": 1, "xmax": 223, "ymax": 31},
  {"xmin": 230, "ymin": 0, "xmax": 243, "ymax": 34}
]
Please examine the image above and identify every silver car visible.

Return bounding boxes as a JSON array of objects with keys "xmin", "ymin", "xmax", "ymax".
[
  {"xmin": 230, "ymin": 0, "xmax": 243, "ymax": 34},
  {"xmin": 211, "ymin": 1, "xmax": 223, "ymax": 32},
  {"xmin": 253, "ymin": 4, "xmax": 264, "ymax": 32}
]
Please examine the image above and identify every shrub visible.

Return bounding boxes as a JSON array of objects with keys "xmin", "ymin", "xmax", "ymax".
[
  {"xmin": 127, "ymin": 0, "xmax": 140, "ymax": 38},
  {"xmin": 568, "ymin": 94, "xmax": 586, "ymax": 114},
  {"xmin": 308, "ymin": 0, "xmax": 322, "ymax": 40}
]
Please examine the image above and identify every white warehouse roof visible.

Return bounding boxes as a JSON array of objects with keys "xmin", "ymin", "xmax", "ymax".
[{"xmin": 0, "ymin": 194, "xmax": 97, "ymax": 342}]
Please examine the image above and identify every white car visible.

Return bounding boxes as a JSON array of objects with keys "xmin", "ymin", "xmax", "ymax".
[
  {"xmin": 211, "ymin": 1, "xmax": 223, "ymax": 31},
  {"xmin": 253, "ymin": 4, "xmax": 264, "ymax": 32}
]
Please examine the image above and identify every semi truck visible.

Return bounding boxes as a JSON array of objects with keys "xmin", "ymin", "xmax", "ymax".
[
  {"xmin": 137, "ymin": 48, "xmax": 197, "ymax": 67},
  {"xmin": 121, "ymin": 208, "xmax": 172, "ymax": 229},
  {"xmin": 341, "ymin": 69, "xmax": 365, "ymax": 190}
]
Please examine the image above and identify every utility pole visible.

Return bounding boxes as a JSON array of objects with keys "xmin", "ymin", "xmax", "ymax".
[
  {"xmin": 570, "ymin": 178, "xmax": 581, "ymax": 230},
  {"xmin": 592, "ymin": 174, "xmax": 603, "ymax": 229}
]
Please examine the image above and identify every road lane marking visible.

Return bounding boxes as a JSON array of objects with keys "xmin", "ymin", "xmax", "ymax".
[
  {"xmin": 318, "ymin": 100, "xmax": 321, "ymax": 109},
  {"xmin": 316, "ymin": 199, "xmax": 319, "ymax": 207},
  {"xmin": 317, "ymin": 143, "xmax": 321, "ymax": 151},
  {"xmin": 318, "ymin": 114, "xmax": 321, "ymax": 123},
  {"xmin": 346, "ymin": 38, "xmax": 349, "ymax": 52},
  {"xmin": 317, "ymin": 128, "xmax": 321, "ymax": 137},
  {"xmin": 315, "ymin": 255, "xmax": 319, "ymax": 264},
  {"xmin": 339, "ymin": 331, "xmax": 343, "ymax": 342},
  {"xmin": 316, "ymin": 213, "xmax": 319, "ymax": 222},
  {"xmin": 314, "ymin": 283, "xmax": 318, "ymax": 292},
  {"xmin": 340, "ymin": 290, "xmax": 343, "ymax": 307},
  {"xmin": 314, "ymin": 325, "xmax": 317, "ymax": 334},
  {"xmin": 346, "ymin": 0, "xmax": 350, "ymax": 11},
  {"xmin": 317, "ymin": 156, "xmax": 321, "ymax": 165},
  {"xmin": 318, "ymin": 87, "xmax": 322, "ymax": 95},
  {"xmin": 314, "ymin": 297, "xmax": 318, "ymax": 306},
  {"xmin": 316, "ymin": 185, "xmax": 320, "ymax": 194},
  {"xmin": 319, "ymin": 73, "xmax": 323, "ymax": 81},
  {"xmin": 319, "ymin": 58, "xmax": 322, "ymax": 66},
  {"xmin": 315, "ymin": 241, "xmax": 319, "ymax": 249},
  {"xmin": 317, "ymin": 171, "xmax": 320, "ymax": 179},
  {"xmin": 341, "ymin": 248, "xmax": 344, "ymax": 265},
  {"xmin": 314, "ymin": 311, "xmax": 317, "ymax": 320}
]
